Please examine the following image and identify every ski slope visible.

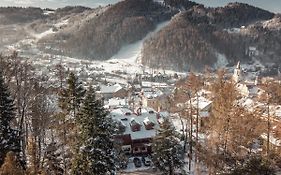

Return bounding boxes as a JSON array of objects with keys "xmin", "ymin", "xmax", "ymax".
[{"xmin": 110, "ymin": 21, "xmax": 170, "ymax": 64}]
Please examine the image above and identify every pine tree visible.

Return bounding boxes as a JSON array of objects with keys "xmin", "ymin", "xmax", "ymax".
[
  {"xmin": 152, "ymin": 119, "xmax": 184, "ymax": 175},
  {"xmin": 0, "ymin": 151, "xmax": 25, "ymax": 175},
  {"xmin": 43, "ymin": 142, "xmax": 64, "ymax": 175},
  {"xmin": 59, "ymin": 72, "xmax": 85, "ymax": 118},
  {"xmin": 72, "ymin": 87, "xmax": 117, "ymax": 175},
  {"xmin": 57, "ymin": 72, "xmax": 85, "ymax": 172},
  {"xmin": 0, "ymin": 71, "xmax": 20, "ymax": 166}
]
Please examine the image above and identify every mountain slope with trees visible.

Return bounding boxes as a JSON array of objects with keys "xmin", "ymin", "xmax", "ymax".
[
  {"xmin": 1, "ymin": 1, "xmax": 281, "ymax": 72},
  {"xmin": 141, "ymin": 2, "xmax": 277, "ymax": 71},
  {"xmin": 38, "ymin": 0, "xmax": 176, "ymax": 60}
]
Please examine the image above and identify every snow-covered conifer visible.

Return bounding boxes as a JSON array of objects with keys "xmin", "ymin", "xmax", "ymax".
[
  {"xmin": 152, "ymin": 119, "xmax": 184, "ymax": 175},
  {"xmin": 0, "ymin": 71, "xmax": 20, "ymax": 166},
  {"xmin": 72, "ymin": 87, "xmax": 117, "ymax": 175}
]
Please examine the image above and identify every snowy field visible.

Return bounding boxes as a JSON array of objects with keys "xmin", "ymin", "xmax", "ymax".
[{"xmin": 3, "ymin": 18, "xmax": 184, "ymax": 86}]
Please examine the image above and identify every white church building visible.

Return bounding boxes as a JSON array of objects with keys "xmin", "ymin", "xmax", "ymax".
[{"xmin": 232, "ymin": 62, "xmax": 263, "ymax": 97}]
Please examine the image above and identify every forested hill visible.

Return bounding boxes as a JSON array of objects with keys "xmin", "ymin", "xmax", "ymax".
[
  {"xmin": 141, "ymin": 2, "xmax": 277, "ymax": 71},
  {"xmin": 1, "ymin": 1, "xmax": 281, "ymax": 71},
  {"xmin": 38, "ymin": 0, "xmax": 177, "ymax": 60}
]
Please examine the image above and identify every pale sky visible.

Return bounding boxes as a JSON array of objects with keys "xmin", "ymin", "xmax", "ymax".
[{"xmin": 0, "ymin": 0, "xmax": 280, "ymax": 13}]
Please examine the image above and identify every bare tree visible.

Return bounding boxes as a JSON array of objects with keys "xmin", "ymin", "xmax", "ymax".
[
  {"xmin": 186, "ymin": 72, "xmax": 203, "ymax": 167},
  {"xmin": 203, "ymin": 70, "xmax": 265, "ymax": 173},
  {"xmin": 259, "ymin": 80, "xmax": 281, "ymax": 156}
]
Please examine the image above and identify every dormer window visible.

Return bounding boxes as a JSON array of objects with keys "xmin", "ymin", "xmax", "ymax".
[
  {"xmin": 125, "ymin": 112, "xmax": 131, "ymax": 116},
  {"xmin": 130, "ymin": 118, "xmax": 141, "ymax": 132},
  {"xmin": 143, "ymin": 117, "xmax": 155, "ymax": 130}
]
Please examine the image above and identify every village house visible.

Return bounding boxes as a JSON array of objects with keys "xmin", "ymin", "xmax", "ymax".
[
  {"xmin": 243, "ymin": 96, "xmax": 281, "ymax": 154},
  {"xmin": 110, "ymin": 107, "xmax": 167, "ymax": 155},
  {"xmin": 190, "ymin": 96, "xmax": 212, "ymax": 129},
  {"xmin": 139, "ymin": 81, "xmax": 173, "ymax": 111},
  {"xmin": 232, "ymin": 61, "xmax": 264, "ymax": 97},
  {"xmin": 247, "ymin": 46, "xmax": 260, "ymax": 57},
  {"xmin": 97, "ymin": 83, "xmax": 128, "ymax": 100},
  {"xmin": 261, "ymin": 132, "xmax": 281, "ymax": 154},
  {"xmin": 104, "ymin": 98, "xmax": 129, "ymax": 110},
  {"xmin": 140, "ymin": 87, "xmax": 170, "ymax": 111}
]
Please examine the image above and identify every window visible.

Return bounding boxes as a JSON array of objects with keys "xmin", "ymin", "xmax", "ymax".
[
  {"xmin": 134, "ymin": 147, "xmax": 140, "ymax": 153},
  {"xmin": 123, "ymin": 147, "xmax": 131, "ymax": 153}
]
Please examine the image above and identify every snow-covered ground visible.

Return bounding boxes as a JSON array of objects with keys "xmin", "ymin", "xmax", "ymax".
[
  {"xmin": 262, "ymin": 17, "xmax": 281, "ymax": 30},
  {"xmin": 4, "ymin": 19, "xmax": 184, "ymax": 86},
  {"xmin": 110, "ymin": 21, "xmax": 170, "ymax": 64},
  {"xmin": 123, "ymin": 157, "xmax": 151, "ymax": 173},
  {"xmin": 32, "ymin": 28, "xmax": 55, "ymax": 39}
]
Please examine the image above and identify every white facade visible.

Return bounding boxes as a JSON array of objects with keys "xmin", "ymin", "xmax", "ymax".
[{"xmin": 232, "ymin": 61, "xmax": 243, "ymax": 83}]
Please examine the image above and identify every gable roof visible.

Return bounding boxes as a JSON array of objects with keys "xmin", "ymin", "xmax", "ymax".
[
  {"xmin": 110, "ymin": 107, "xmax": 162, "ymax": 140},
  {"xmin": 191, "ymin": 96, "xmax": 212, "ymax": 111}
]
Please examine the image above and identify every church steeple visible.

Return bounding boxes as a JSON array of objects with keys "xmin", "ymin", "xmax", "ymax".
[
  {"xmin": 233, "ymin": 61, "xmax": 243, "ymax": 83},
  {"xmin": 236, "ymin": 61, "xmax": 240, "ymax": 69}
]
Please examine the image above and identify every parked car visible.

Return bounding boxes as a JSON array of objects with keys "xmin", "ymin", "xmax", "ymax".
[
  {"xmin": 141, "ymin": 156, "xmax": 151, "ymax": 166},
  {"xmin": 133, "ymin": 157, "xmax": 142, "ymax": 168}
]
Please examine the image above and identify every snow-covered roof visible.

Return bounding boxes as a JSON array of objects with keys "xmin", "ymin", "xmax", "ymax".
[
  {"xmin": 142, "ymin": 81, "xmax": 152, "ymax": 88},
  {"xmin": 269, "ymin": 105, "xmax": 281, "ymax": 119},
  {"xmin": 43, "ymin": 10, "xmax": 55, "ymax": 15},
  {"xmin": 134, "ymin": 84, "xmax": 141, "ymax": 89},
  {"xmin": 249, "ymin": 86, "xmax": 260, "ymax": 94},
  {"xmin": 110, "ymin": 108, "xmax": 163, "ymax": 140},
  {"xmin": 142, "ymin": 81, "xmax": 169, "ymax": 88},
  {"xmin": 108, "ymin": 98, "xmax": 127, "ymax": 107},
  {"xmin": 241, "ymin": 100, "xmax": 281, "ymax": 120},
  {"xmin": 198, "ymin": 89, "xmax": 212, "ymax": 96},
  {"xmin": 191, "ymin": 96, "xmax": 212, "ymax": 111},
  {"xmin": 261, "ymin": 133, "xmax": 281, "ymax": 147},
  {"xmin": 171, "ymin": 116, "xmax": 188, "ymax": 134},
  {"xmin": 143, "ymin": 117, "xmax": 150, "ymax": 125},
  {"xmin": 249, "ymin": 46, "xmax": 257, "ymax": 51},
  {"xmin": 236, "ymin": 83, "xmax": 262, "ymax": 97},
  {"xmin": 143, "ymin": 91, "xmax": 163, "ymax": 99},
  {"xmin": 239, "ymin": 98, "xmax": 255, "ymax": 108},
  {"xmin": 140, "ymin": 107, "xmax": 156, "ymax": 114},
  {"xmin": 159, "ymin": 111, "xmax": 169, "ymax": 118},
  {"xmin": 110, "ymin": 108, "xmax": 132, "ymax": 116},
  {"xmin": 99, "ymin": 83, "xmax": 123, "ymax": 94}
]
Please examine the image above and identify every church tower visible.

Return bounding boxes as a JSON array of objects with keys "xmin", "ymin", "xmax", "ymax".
[{"xmin": 232, "ymin": 61, "xmax": 243, "ymax": 83}]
